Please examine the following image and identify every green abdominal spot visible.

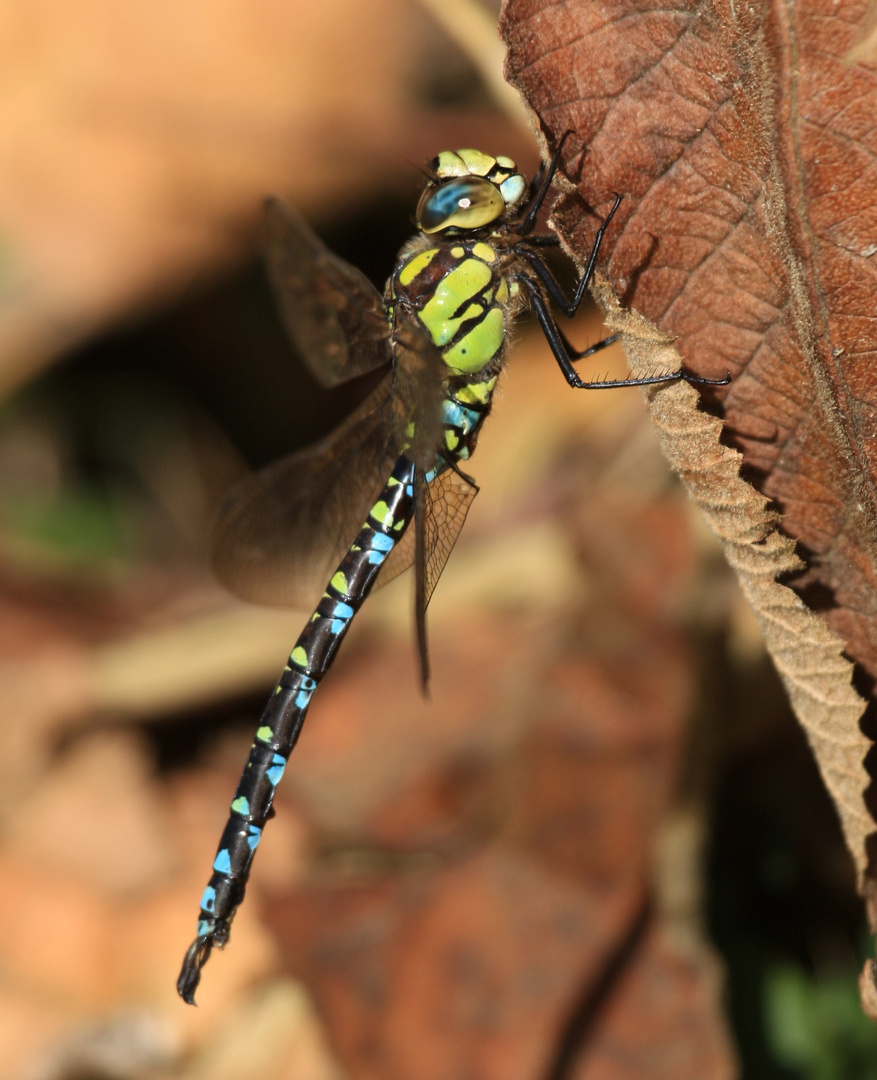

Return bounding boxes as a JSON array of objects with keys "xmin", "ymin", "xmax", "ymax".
[{"xmin": 443, "ymin": 307, "xmax": 504, "ymax": 372}]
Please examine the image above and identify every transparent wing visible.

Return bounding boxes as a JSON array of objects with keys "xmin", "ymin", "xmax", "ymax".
[
  {"xmin": 265, "ymin": 198, "xmax": 392, "ymax": 388},
  {"xmin": 412, "ymin": 465, "xmax": 480, "ymax": 684},
  {"xmin": 212, "ymin": 289, "xmax": 478, "ymax": 678},
  {"xmin": 210, "ymin": 376, "xmax": 400, "ymax": 609},
  {"xmin": 421, "ymin": 467, "xmax": 479, "ymax": 607}
]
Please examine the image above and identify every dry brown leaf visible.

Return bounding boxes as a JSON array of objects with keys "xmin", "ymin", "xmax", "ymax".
[{"xmin": 500, "ymin": 0, "xmax": 877, "ymax": 1012}]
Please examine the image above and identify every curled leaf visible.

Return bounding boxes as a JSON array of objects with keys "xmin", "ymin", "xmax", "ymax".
[{"xmin": 596, "ymin": 276, "xmax": 870, "ymax": 887}]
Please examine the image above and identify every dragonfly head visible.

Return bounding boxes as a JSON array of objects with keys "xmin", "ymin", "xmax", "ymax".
[{"xmin": 416, "ymin": 150, "xmax": 527, "ymax": 235}]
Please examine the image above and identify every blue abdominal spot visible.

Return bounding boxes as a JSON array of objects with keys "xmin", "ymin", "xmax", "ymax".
[
  {"xmin": 266, "ymin": 754, "xmax": 287, "ymax": 786},
  {"xmin": 212, "ymin": 849, "xmax": 232, "ymax": 875}
]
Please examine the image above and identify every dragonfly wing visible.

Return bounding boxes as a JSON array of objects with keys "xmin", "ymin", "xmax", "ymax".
[
  {"xmin": 374, "ymin": 464, "xmax": 478, "ymax": 683},
  {"xmin": 421, "ymin": 466, "xmax": 479, "ymax": 609},
  {"xmin": 211, "ymin": 375, "xmax": 401, "ymax": 609},
  {"xmin": 265, "ymin": 198, "xmax": 392, "ymax": 387},
  {"xmin": 417, "ymin": 465, "xmax": 480, "ymax": 684}
]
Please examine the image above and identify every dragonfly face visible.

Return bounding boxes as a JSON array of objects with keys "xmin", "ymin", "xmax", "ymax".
[
  {"xmin": 177, "ymin": 134, "xmax": 730, "ymax": 1005},
  {"xmin": 416, "ymin": 149, "xmax": 527, "ymax": 234}
]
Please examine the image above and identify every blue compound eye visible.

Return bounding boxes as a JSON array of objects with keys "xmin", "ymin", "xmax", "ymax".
[{"xmin": 416, "ymin": 177, "xmax": 505, "ymax": 233}]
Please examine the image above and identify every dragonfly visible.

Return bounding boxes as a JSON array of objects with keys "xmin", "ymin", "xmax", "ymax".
[{"xmin": 177, "ymin": 133, "xmax": 730, "ymax": 1004}]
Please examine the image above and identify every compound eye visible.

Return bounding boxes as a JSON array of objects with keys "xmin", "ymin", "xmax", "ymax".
[{"xmin": 416, "ymin": 177, "xmax": 505, "ymax": 233}]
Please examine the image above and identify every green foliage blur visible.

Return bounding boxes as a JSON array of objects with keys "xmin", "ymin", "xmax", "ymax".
[{"xmin": 766, "ymin": 964, "xmax": 877, "ymax": 1080}]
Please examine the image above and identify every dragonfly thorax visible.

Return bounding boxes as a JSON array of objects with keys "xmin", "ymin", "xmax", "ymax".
[
  {"xmin": 391, "ymin": 237, "xmax": 519, "ymax": 378},
  {"xmin": 416, "ymin": 149, "xmax": 527, "ymax": 235}
]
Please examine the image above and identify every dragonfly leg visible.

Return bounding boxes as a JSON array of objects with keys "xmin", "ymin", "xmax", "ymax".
[
  {"xmin": 518, "ymin": 194, "xmax": 624, "ymax": 318},
  {"xmin": 520, "ymin": 224, "xmax": 619, "ymax": 360},
  {"xmin": 523, "ymin": 279, "xmax": 730, "ymax": 390},
  {"xmin": 522, "ymin": 233, "xmax": 562, "ymax": 248},
  {"xmin": 515, "ymin": 130, "xmax": 575, "ymax": 237},
  {"xmin": 551, "ymin": 320, "xmax": 621, "ymax": 363}
]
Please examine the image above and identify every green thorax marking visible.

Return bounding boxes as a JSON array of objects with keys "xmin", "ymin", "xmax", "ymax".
[{"xmin": 394, "ymin": 240, "xmax": 507, "ymax": 376}]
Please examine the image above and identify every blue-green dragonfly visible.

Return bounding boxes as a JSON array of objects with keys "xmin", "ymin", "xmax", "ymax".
[{"xmin": 177, "ymin": 134, "xmax": 729, "ymax": 1003}]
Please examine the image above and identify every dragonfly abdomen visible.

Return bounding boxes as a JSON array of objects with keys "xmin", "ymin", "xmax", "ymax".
[
  {"xmin": 438, "ymin": 383, "xmax": 496, "ymax": 465},
  {"xmin": 177, "ymin": 455, "xmax": 417, "ymax": 1004}
]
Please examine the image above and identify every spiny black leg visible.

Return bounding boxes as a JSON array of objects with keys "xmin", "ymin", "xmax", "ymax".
[
  {"xmin": 523, "ymin": 279, "xmax": 730, "ymax": 389},
  {"xmin": 520, "ymin": 194, "xmax": 623, "ymax": 318},
  {"xmin": 522, "ymin": 241, "xmax": 618, "ymax": 355},
  {"xmin": 672, "ymin": 370, "xmax": 732, "ymax": 386},
  {"xmin": 555, "ymin": 320, "xmax": 725, "ymax": 374},
  {"xmin": 552, "ymin": 318, "xmax": 620, "ymax": 362},
  {"xmin": 572, "ymin": 334, "xmax": 620, "ymax": 361},
  {"xmin": 515, "ymin": 130, "xmax": 574, "ymax": 237},
  {"xmin": 524, "ymin": 234, "xmax": 562, "ymax": 247}
]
